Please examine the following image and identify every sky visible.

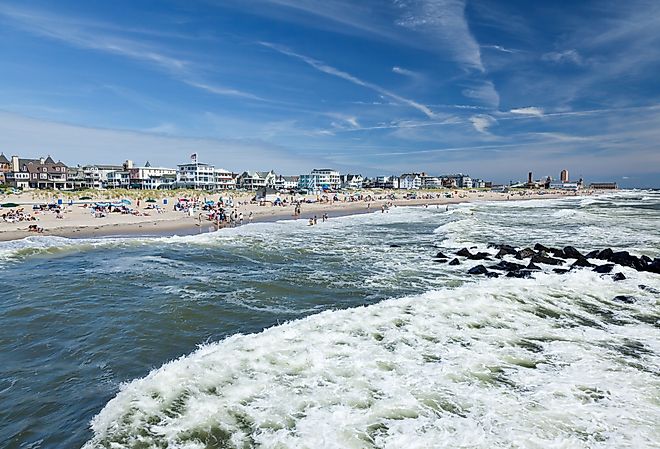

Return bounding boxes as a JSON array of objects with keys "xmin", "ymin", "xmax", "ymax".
[{"xmin": 0, "ymin": 0, "xmax": 659, "ymax": 187}]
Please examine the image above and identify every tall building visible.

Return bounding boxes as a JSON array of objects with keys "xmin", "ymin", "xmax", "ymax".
[
  {"xmin": 298, "ymin": 168, "xmax": 341, "ymax": 191},
  {"xmin": 560, "ymin": 169, "xmax": 569, "ymax": 183}
]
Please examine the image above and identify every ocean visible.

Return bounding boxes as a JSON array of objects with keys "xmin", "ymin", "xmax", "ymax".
[{"xmin": 1, "ymin": 191, "xmax": 658, "ymax": 449}]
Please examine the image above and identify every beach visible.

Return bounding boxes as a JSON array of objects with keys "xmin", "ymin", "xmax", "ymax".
[{"xmin": 0, "ymin": 189, "xmax": 590, "ymax": 241}]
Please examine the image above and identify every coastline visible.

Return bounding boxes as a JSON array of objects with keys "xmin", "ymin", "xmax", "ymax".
[{"xmin": 0, "ymin": 190, "xmax": 592, "ymax": 242}]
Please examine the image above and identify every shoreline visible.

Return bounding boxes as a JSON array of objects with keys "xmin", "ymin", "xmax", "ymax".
[{"xmin": 0, "ymin": 191, "xmax": 594, "ymax": 242}]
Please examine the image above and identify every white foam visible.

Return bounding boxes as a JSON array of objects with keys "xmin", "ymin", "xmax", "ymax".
[{"xmin": 83, "ymin": 270, "xmax": 660, "ymax": 449}]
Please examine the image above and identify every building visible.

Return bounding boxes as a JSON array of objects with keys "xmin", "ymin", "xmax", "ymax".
[
  {"xmin": 0, "ymin": 153, "xmax": 11, "ymax": 185},
  {"xmin": 443, "ymin": 174, "xmax": 473, "ymax": 189},
  {"xmin": 237, "ymin": 171, "xmax": 276, "ymax": 190},
  {"xmin": 549, "ymin": 182, "xmax": 580, "ymax": 190},
  {"xmin": 5, "ymin": 155, "xmax": 68, "ymax": 190},
  {"xmin": 215, "ymin": 169, "xmax": 237, "ymax": 190},
  {"xmin": 421, "ymin": 175, "xmax": 444, "ymax": 189},
  {"xmin": 373, "ymin": 175, "xmax": 399, "ymax": 189},
  {"xmin": 399, "ymin": 173, "xmax": 423, "ymax": 190},
  {"xmin": 298, "ymin": 168, "xmax": 341, "ymax": 192},
  {"xmin": 560, "ymin": 169, "xmax": 569, "ymax": 183},
  {"xmin": 176, "ymin": 159, "xmax": 219, "ymax": 190},
  {"xmin": 340, "ymin": 174, "xmax": 364, "ymax": 190},
  {"xmin": 274, "ymin": 175, "xmax": 299, "ymax": 191},
  {"xmin": 128, "ymin": 161, "xmax": 176, "ymax": 189},
  {"xmin": 589, "ymin": 182, "xmax": 618, "ymax": 190},
  {"xmin": 83, "ymin": 164, "xmax": 124, "ymax": 189},
  {"xmin": 107, "ymin": 170, "xmax": 131, "ymax": 189}
]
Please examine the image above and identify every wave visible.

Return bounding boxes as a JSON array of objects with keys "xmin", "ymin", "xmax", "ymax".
[{"xmin": 83, "ymin": 271, "xmax": 660, "ymax": 449}]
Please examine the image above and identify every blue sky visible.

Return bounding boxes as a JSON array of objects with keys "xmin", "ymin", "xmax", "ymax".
[{"xmin": 1, "ymin": 0, "xmax": 659, "ymax": 186}]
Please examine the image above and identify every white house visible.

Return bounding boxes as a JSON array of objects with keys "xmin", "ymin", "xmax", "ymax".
[
  {"xmin": 421, "ymin": 175, "xmax": 443, "ymax": 189},
  {"xmin": 176, "ymin": 159, "xmax": 218, "ymax": 190},
  {"xmin": 237, "ymin": 171, "xmax": 276, "ymax": 190},
  {"xmin": 340, "ymin": 174, "xmax": 363, "ymax": 189},
  {"xmin": 399, "ymin": 173, "xmax": 423, "ymax": 190},
  {"xmin": 298, "ymin": 168, "xmax": 341, "ymax": 192},
  {"xmin": 274, "ymin": 175, "xmax": 299, "ymax": 191}
]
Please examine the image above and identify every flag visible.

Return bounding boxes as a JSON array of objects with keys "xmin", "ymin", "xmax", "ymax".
[{"xmin": 190, "ymin": 153, "xmax": 197, "ymax": 162}]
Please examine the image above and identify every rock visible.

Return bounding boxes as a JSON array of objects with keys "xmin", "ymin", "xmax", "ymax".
[
  {"xmin": 515, "ymin": 248, "xmax": 536, "ymax": 259},
  {"xmin": 550, "ymin": 248, "xmax": 567, "ymax": 259},
  {"xmin": 639, "ymin": 284, "xmax": 660, "ymax": 294},
  {"xmin": 531, "ymin": 253, "xmax": 565, "ymax": 266},
  {"xmin": 433, "ymin": 258, "xmax": 447, "ymax": 264},
  {"xmin": 389, "ymin": 244, "xmax": 401, "ymax": 248},
  {"xmin": 643, "ymin": 258, "xmax": 660, "ymax": 274},
  {"xmin": 597, "ymin": 248, "xmax": 614, "ymax": 260},
  {"xmin": 572, "ymin": 257, "xmax": 594, "ymax": 268},
  {"xmin": 495, "ymin": 246, "xmax": 518, "ymax": 258},
  {"xmin": 593, "ymin": 264, "xmax": 615, "ymax": 273},
  {"xmin": 448, "ymin": 258, "xmax": 460, "ymax": 266},
  {"xmin": 534, "ymin": 243, "xmax": 552, "ymax": 252},
  {"xmin": 490, "ymin": 260, "xmax": 526, "ymax": 271},
  {"xmin": 612, "ymin": 273, "xmax": 626, "ymax": 281},
  {"xmin": 563, "ymin": 246, "xmax": 584, "ymax": 259},
  {"xmin": 456, "ymin": 248, "xmax": 472, "ymax": 257},
  {"xmin": 553, "ymin": 268, "xmax": 569, "ymax": 274},
  {"xmin": 609, "ymin": 251, "xmax": 644, "ymax": 271},
  {"xmin": 585, "ymin": 250, "xmax": 600, "ymax": 258},
  {"xmin": 467, "ymin": 265, "xmax": 489, "ymax": 275},
  {"xmin": 486, "ymin": 272, "xmax": 500, "ymax": 278},
  {"xmin": 468, "ymin": 252, "xmax": 492, "ymax": 261},
  {"xmin": 640, "ymin": 255, "xmax": 652, "ymax": 264},
  {"xmin": 506, "ymin": 270, "xmax": 534, "ymax": 278},
  {"xmin": 612, "ymin": 295, "xmax": 635, "ymax": 304},
  {"xmin": 527, "ymin": 262, "xmax": 542, "ymax": 271},
  {"xmin": 434, "ymin": 251, "xmax": 448, "ymax": 259}
]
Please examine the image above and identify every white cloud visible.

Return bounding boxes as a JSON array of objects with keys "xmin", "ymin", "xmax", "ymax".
[
  {"xmin": 462, "ymin": 81, "xmax": 500, "ymax": 107},
  {"xmin": 509, "ymin": 106, "xmax": 544, "ymax": 117},
  {"xmin": 392, "ymin": 66, "xmax": 418, "ymax": 77},
  {"xmin": 542, "ymin": 49, "xmax": 583, "ymax": 65},
  {"xmin": 182, "ymin": 81, "xmax": 267, "ymax": 101},
  {"xmin": 261, "ymin": 42, "xmax": 436, "ymax": 118},
  {"xmin": 470, "ymin": 114, "xmax": 496, "ymax": 133}
]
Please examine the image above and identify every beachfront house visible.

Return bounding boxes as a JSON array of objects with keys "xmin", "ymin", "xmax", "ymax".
[
  {"xmin": 237, "ymin": 171, "xmax": 276, "ymax": 190},
  {"xmin": 83, "ymin": 164, "xmax": 124, "ymax": 189},
  {"xmin": 421, "ymin": 175, "xmax": 444, "ymax": 189},
  {"xmin": 298, "ymin": 168, "xmax": 341, "ymax": 192},
  {"xmin": 129, "ymin": 162, "xmax": 177, "ymax": 189},
  {"xmin": 214, "ymin": 168, "xmax": 236, "ymax": 190},
  {"xmin": 176, "ymin": 159, "xmax": 219, "ymax": 190},
  {"xmin": 274, "ymin": 175, "xmax": 299, "ymax": 191},
  {"xmin": 5, "ymin": 155, "xmax": 68, "ymax": 190},
  {"xmin": 373, "ymin": 176, "xmax": 400, "ymax": 189},
  {"xmin": 107, "ymin": 170, "xmax": 130, "ymax": 189},
  {"xmin": 399, "ymin": 173, "xmax": 423, "ymax": 190},
  {"xmin": 0, "ymin": 153, "xmax": 11, "ymax": 185},
  {"xmin": 443, "ymin": 174, "xmax": 473, "ymax": 189},
  {"xmin": 340, "ymin": 174, "xmax": 364, "ymax": 190}
]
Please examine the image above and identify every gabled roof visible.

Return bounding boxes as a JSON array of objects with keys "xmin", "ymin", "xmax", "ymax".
[
  {"xmin": 0, "ymin": 153, "xmax": 9, "ymax": 164},
  {"xmin": 44, "ymin": 156, "xmax": 55, "ymax": 164}
]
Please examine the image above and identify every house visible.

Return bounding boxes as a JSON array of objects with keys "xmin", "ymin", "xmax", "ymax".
[
  {"xmin": 176, "ymin": 159, "xmax": 218, "ymax": 190},
  {"xmin": 237, "ymin": 170, "xmax": 276, "ymax": 190},
  {"xmin": 340, "ymin": 174, "xmax": 363, "ymax": 189},
  {"xmin": 298, "ymin": 168, "xmax": 341, "ymax": 192},
  {"xmin": 274, "ymin": 175, "xmax": 299, "ymax": 191},
  {"xmin": 215, "ymin": 169, "xmax": 237, "ymax": 190},
  {"xmin": 443, "ymin": 174, "xmax": 473, "ymax": 189},
  {"xmin": 421, "ymin": 175, "xmax": 443, "ymax": 189},
  {"xmin": 399, "ymin": 173, "xmax": 423, "ymax": 190},
  {"xmin": 0, "ymin": 153, "xmax": 11, "ymax": 185},
  {"xmin": 5, "ymin": 155, "xmax": 68, "ymax": 190},
  {"xmin": 373, "ymin": 176, "xmax": 399, "ymax": 189}
]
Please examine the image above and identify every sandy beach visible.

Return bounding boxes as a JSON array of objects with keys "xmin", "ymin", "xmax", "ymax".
[{"xmin": 0, "ymin": 189, "xmax": 594, "ymax": 242}]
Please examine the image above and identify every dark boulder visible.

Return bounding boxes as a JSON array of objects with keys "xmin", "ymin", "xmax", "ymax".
[
  {"xmin": 572, "ymin": 257, "xmax": 594, "ymax": 268},
  {"xmin": 593, "ymin": 264, "xmax": 615, "ymax": 274},
  {"xmin": 467, "ymin": 265, "xmax": 489, "ymax": 275},
  {"xmin": 531, "ymin": 253, "xmax": 565, "ymax": 266},
  {"xmin": 642, "ymin": 258, "xmax": 660, "ymax": 274},
  {"xmin": 585, "ymin": 250, "xmax": 600, "ymax": 258},
  {"xmin": 389, "ymin": 244, "xmax": 401, "ymax": 248},
  {"xmin": 597, "ymin": 248, "xmax": 614, "ymax": 260},
  {"xmin": 495, "ymin": 246, "xmax": 518, "ymax": 258},
  {"xmin": 468, "ymin": 252, "xmax": 492, "ymax": 261},
  {"xmin": 553, "ymin": 268, "xmax": 569, "ymax": 274},
  {"xmin": 490, "ymin": 260, "xmax": 526, "ymax": 272},
  {"xmin": 640, "ymin": 255, "xmax": 652, "ymax": 264},
  {"xmin": 609, "ymin": 251, "xmax": 644, "ymax": 271},
  {"xmin": 550, "ymin": 248, "xmax": 567, "ymax": 259},
  {"xmin": 486, "ymin": 272, "xmax": 500, "ymax": 278},
  {"xmin": 515, "ymin": 248, "xmax": 536, "ymax": 259},
  {"xmin": 433, "ymin": 258, "xmax": 447, "ymax": 264},
  {"xmin": 612, "ymin": 273, "xmax": 626, "ymax": 281},
  {"xmin": 456, "ymin": 248, "xmax": 472, "ymax": 257},
  {"xmin": 527, "ymin": 262, "xmax": 542, "ymax": 271},
  {"xmin": 563, "ymin": 246, "xmax": 584, "ymax": 259},
  {"xmin": 434, "ymin": 251, "xmax": 448, "ymax": 259},
  {"xmin": 639, "ymin": 284, "xmax": 659, "ymax": 294},
  {"xmin": 506, "ymin": 270, "xmax": 534, "ymax": 278},
  {"xmin": 534, "ymin": 243, "xmax": 552, "ymax": 252},
  {"xmin": 612, "ymin": 295, "xmax": 635, "ymax": 304},
  {"xmin": 448, "ymin": 258, "xmax": 460, "ymax": 266}
]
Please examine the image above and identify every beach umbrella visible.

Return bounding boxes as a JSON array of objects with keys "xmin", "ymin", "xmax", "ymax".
[
  {"xmin": 121, "ymin": 199, "xmax": 132, "ymax": 205},
  {"xmin": 146, "ymin": 198, "xmax": 156, "ymax": 203}
]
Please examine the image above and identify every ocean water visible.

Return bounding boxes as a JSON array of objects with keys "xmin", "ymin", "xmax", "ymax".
[{"xmin": 1, "ymin": 191, "xmax": 659, "ymax": 449}]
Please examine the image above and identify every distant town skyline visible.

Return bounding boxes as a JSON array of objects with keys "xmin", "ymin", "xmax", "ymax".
[{"xmin": 1, "ymin": 0, "xmax": 659, "ymax": 187}]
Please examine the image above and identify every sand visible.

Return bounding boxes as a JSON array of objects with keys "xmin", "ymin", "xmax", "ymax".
[{"xmin": 0, "ymin": 189, "xmax": 593, "ymax": 242}]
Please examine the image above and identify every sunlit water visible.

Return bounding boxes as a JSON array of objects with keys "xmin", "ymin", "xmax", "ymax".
[{"xmin": 1, "ymin": 191, "xmax": 658, "ymax": 448}]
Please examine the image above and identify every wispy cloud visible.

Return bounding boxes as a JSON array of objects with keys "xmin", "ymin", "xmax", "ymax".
[
  {"xmin": 260, "ymin": 42, "xmax": 436, "ymax": 118},
  {"xmin": 392, "ymin": 66, "xmax": 419, "ymax": 78},
  {"xmin": 509, "ymin": 106, "xmax": 544, "ymax": 117},
  {"xmin": 542, "ymin": 49, "xmax": 583, "ymax": 65},
  {"xmin": 470, "ymin": 114, "xmax": 497, "ymax": 133},
  {"xmin": 462, "ymin": 80, "xmax": 500, "ymax": 107},
  {"xmin": 481, "ymin": 44, "xmax": 518, "ymax": 54},
  {"xmin": 182, "ymin": 81, "xmax": 267, "ymax": 101}
]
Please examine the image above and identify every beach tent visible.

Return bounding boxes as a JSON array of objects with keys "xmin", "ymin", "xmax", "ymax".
[{"xmin": 121, "ymin": 199, "xmax": 131, "ymax": 205}]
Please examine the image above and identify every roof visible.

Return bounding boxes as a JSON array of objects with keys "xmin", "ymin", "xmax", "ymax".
[
  {"xmin": 0, "ymin": 153, "xmax": 9, "ymax": 164},
  {"xmin": 44, "ymin": 156, "xmax": 55, "ymax": 164}
]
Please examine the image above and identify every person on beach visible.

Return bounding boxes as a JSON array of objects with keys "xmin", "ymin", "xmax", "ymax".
[
  {"xmin": 248, "ymin": 212, "xmax": 253, "ymax": 223},
  {"xmin": 239, "ymin": 212, "xmax": 243, "ymax": 225},
  {"xmin": 313, "ymin": 215, "xmax": 318, "ymax": 225}
]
